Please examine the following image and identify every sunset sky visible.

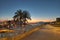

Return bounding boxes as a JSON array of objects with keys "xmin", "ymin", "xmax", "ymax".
[{"xmin": 0, "ymin": 0, "xmax": 60, "ymax": 22}]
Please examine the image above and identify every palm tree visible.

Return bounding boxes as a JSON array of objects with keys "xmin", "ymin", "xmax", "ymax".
[
  {"xmin": 21, "ymin": 10, "xmax": 31, "ymax": 33},
  {"xmin": 13, "ymin": 9, "xmax": 31, "ymax": 33},
  {"xmin": 23, "ymin": 10, "xmax": 31, "ymax": 26},
  {"xmin": 13, "ymin": 9, "xmax": 23, "ymax": 27},
  {"xmin": 13, "ymin": 9, "xmax": 31, "ymax": 26}
]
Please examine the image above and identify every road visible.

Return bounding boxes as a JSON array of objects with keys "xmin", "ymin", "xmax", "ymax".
[{"xmin": 21, "ymin": 24, "xmax": 60, "ymax": 40}]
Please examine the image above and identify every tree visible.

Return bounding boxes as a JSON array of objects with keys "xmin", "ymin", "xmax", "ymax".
[
  {"xmin": 13, "ymin": 9, "xmax": 31, "ymax": 26},
  {"xmin": 13, "ymin": 9, "xmax": 31, "ymax": 32},
  {"xmin": 13, "ymin": 9, "xmax": 23, "ymax": 26},
  {"xmin": 23, "ymin": 10, "xmax": 31, "ymax": 27}
]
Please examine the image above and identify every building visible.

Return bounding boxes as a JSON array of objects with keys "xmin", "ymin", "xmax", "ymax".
[
  {"xmin": 56, "ymin": 18, "xmax": 60, "ymax": 24},
  {"xmin": 56, "ymin": 18, "xmax": 60, "ymax": 22}
]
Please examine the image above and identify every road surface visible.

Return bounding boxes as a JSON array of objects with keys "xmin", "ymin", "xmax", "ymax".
[{"xmin": 21, "ymin": 24, "xmax": 60, "ymax": 40}]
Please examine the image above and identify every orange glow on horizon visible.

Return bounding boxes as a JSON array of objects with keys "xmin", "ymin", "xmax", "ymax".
[{"xmin": 28, "ymin": 19, "xmax": 54, "ymax": 23}]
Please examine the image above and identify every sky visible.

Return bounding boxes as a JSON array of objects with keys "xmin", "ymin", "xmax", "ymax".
[{"xmin": 0, "ymin": 0, "xmax": 60, "ymax": 22}]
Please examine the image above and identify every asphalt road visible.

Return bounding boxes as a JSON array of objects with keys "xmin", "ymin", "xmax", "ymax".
[{"xmin": 21, "ymin": 24, "xmax": 60, "ymax": 40}]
